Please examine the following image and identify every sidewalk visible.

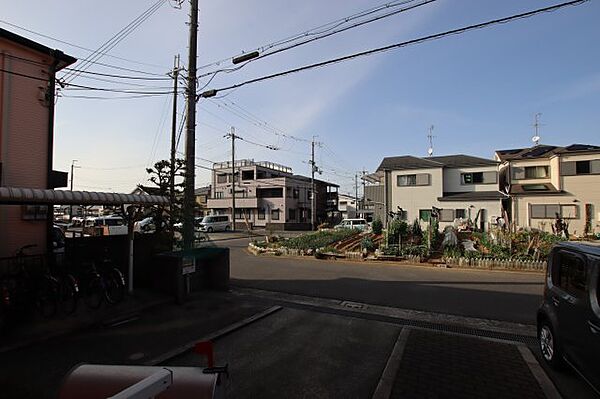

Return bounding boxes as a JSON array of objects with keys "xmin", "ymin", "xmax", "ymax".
[
  {"xmin": 0, "ymin": 291, "xmax": 270, "ymax": 399},
  {"xmin": 0, "ymin": 288, "xmax": 173, "ymax": 354},
  {"xmin": 384, "ymin": 328, "xmax": 552, "ymax": 399}
]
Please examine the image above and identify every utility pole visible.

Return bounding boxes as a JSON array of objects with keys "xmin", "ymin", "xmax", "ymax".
[
  {"xmin": 170, "ymin": 54, "xmax": 180, "ymax": 224},
  {"xmin": 69, "ymin": 159, "xmax": 79, "ymax": 222},
  {"xmin": 309, "ymin": 137, "xmax": 321, "ymax": 230},
  {"xmin": 361, "ymin": 169, "xmax": 366, "ymax": 217},
  {"xmin": 183, "ymin": 0, "xmax": 198, "ymax": 250},
  {"xmin": 354, "ymin": 173, "xmax": 358, "ymax": 218},
  {"xmin": 225, "ymin": 127, "xmax": 237, "ymax": 230}
]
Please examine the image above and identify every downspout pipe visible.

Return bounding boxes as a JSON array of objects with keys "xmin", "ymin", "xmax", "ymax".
[{"xmin": 46, "ymin": 50, "xmax": 61, "ymax": 256}]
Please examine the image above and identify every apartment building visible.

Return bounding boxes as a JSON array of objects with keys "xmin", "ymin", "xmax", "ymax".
[
  {"xmin": 496, "ymin": 143, "xmax": 600, "ymax": 235},
  {"xmin": 375, "ymin": 154, "xmax": 505, "ymax": 230},
  {"xmin": 0, "ymin": 28, "xmax": 76, "ymax": 256},
  {"xmin": 337, "ymin": 193, "xmax": 357, "ymax": 219},
  {"xmin": 206, "ymin": 160, "xmax": 338, "ymax": 230}
]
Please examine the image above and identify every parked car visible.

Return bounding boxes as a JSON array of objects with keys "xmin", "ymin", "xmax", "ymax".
[
  {"xmin": 134, "ymin": 217, "xmax": 156, "ymax": 234},
  {"xmin": 196, "ymin": 215, "xmax": 231, "ymax": 232},
  {"xmin": 334, "ymin": 218, "xmax": 369, "ymax": 231},
  {"xmin": 537, "ymin": 241, "xmax": 600, "ymax": 394}
]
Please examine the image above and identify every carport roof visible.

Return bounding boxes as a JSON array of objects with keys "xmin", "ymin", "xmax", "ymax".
[{"xmin": 0, "ymin": 187, "xmax": 168, "ymax": 206}]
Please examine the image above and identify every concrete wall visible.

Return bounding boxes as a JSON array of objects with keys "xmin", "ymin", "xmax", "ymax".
[{"xmin": 0, "ymin": 43, "xmax": 52, "ymax": 257}]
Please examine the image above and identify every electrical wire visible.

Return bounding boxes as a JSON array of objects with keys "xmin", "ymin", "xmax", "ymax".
[
  {"xmin": 195, "ymin": 0, "xmax": 428, "ymax": 74},
  {"xmin": 0, "ymin": 18, "xmax": 169, "ymax": 71},
  {"xmin": 61, "ymin": 0, "xmax": 168, "ymax": 83},
  {"xmin": 205, "ymin": 0, "xmax": 589, "ymax": 95}
]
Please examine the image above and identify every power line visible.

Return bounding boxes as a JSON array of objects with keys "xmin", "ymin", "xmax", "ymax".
[
  {"xmin": 204, "ymin": 0, "xmax": 589, "ymax": 96},
  {"xmin": 195, "ymin": 0, "xmax": 430, "ymax": 75},
  {"xmin": 61, "ymin": 0, "xmax": 168, "ymax": 83},
  {"xmin": 0, "ymin": 19, "xmax": 169, "ymax": 71}
]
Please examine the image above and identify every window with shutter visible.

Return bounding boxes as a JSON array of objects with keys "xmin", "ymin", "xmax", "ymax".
[
  {"xmin": 440, "ymin": 209, "xmax": 454, "ymax": 222},
  {"xmin": 416, "ymin": 173, "xmax": 430, "ymax": 186},
  {"xmin": 591, "ymin": 160, "xmax": 600, "ymax": 174},
  {"xmin": 561, "ymin": 161, "xmax": 576, "ymax": 176},
  {"xmin": 512, "ymin": 167, "xmax": 525, "ymax": 180},
  {"xmin": 483, "ymin": 171, "xmax": 497, "ymax": 184}
]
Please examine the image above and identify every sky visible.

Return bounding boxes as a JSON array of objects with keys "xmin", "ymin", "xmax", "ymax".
[{"xmin": 2, "ymin": 0, "xmax": 600, "ymax": 196}]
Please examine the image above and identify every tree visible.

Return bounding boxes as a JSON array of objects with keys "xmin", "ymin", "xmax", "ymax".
[
  {"xmin": 141, "ymin": 159, "xmax": 187, "ymax": 237},
  {"xmin": 372, "ymin": 217, "xmax": 383, "ymax": 235}
]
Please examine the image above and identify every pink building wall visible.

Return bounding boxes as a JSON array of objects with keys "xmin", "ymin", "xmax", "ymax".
[{"xmin": 1, "ymin": 39, "xmax": 55, "ymax": 257}]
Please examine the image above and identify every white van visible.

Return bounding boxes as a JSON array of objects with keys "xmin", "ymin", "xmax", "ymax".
[
  {"xmin": 334, "ymin": 218, "xmax": 369, "ymax": 231},
  {"xmin": 88, "ymin": 216, "xmax": 127, "ymax": 236},
  {"xmin": 196, "ymin": 215, "xmax": 231, "ymax": 232}
]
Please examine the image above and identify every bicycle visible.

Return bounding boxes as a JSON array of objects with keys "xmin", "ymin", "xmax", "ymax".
[
  {"xmin": 1, "ymin": 245, "xmax": 60, "ymax": 320},
  {"xmin": 79, "ymin": 254, "xmax": 126, "ymax": 310}
]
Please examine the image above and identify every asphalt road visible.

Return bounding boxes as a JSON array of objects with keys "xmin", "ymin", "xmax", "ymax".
[{"xmin": 218, "ymin": 238, "xmax": 545, "ymax": 325}]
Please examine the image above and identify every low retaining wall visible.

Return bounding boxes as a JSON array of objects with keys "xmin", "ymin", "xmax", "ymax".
[
  {"xmin": 248, "ymin": 242, "xmax": 546, "ymax": 272},
  {"xmin": 443, "ymin": 256, "xmax": 546, "ymax": 272}
]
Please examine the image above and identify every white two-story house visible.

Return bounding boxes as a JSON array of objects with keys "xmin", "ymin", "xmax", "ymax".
[
  {"xmin": 496, "ymin": 143, "xmax": 600, "ymax": 236},
  {"xmin": 375, "ymin": 154, "xmax": 505, "ymax": 230}
]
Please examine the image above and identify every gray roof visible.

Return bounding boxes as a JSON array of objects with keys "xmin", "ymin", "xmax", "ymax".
[
  {"xmin": 291, "ymin": 175, "xmax": 339, "ymax": 188},
  {"xmin": 496, "ymin": 143, "xmax": 600, "ymax": 161},
  {"xmin": 377, "ymin": 154, "xmax": 497, "ymax": 171},
  {"xmin": 437, "ymin": 191, "xmax": 506, "ymax": 202},
  {"xmin": 0, "ymin": 27, "xmax": 77, "ymax": 68}
]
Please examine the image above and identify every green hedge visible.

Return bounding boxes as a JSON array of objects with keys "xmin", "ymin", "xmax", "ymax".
[{"xmin": 283, "ymin": 229, "xmax": 358, "ymax": 250}]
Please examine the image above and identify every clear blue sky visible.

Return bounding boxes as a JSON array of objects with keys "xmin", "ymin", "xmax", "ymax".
[{"xmin": 2, "ymin": 0, "xmax": 599, "ymax": 196}]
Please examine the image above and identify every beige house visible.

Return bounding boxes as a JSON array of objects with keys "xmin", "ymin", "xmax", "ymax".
[
  {"xmin": 496, "ymin": 144, "xmax": 600, "ymax": 236},
  {"xmin": 375, "ymin": 155, "xmax": 505, "ymax": 230},
  {"xmin": 207, "ymin": 160, "xmax": 338, "ymax": 230}
]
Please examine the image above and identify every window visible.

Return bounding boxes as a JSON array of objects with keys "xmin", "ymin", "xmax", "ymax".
[
  {"xmin": 555, "ymin": 252, "xmax": 587, "ymax": 298},
  {"xmin": 398, "ymin": 174, "xmax": 417, "ymax": 186},
  {"xmin": 419, "ymin": 209, "xmax": 431, "ymax": 222},
  {"xmin": 307, "ymin": 190, "xmax": 313, "ymax": 200},
  {"xmin": 455, "ymin": 209, "xmax": 466, "ymax": 219},
  {"xmin": 562, "ymin": 159, "xmax": 600, "ymax": 176},
  {"xmin": 462, "ymin": 172, "xmax": 483, "ymax": 184},
  {"xmin": 214, "ymin": 191, "xmax": 223, "ymax": 199},
  {"xmin": 293, "ymin": 189, "xmax": 299, "ymax": 199},
  {"xmin": 257, "ymin": 188, "xmax": 283, "ymax": 198},
  {"xmin": 216, "ymin": 174, "xmax": 227, "ymax": 183},
  {"xmin": 525, "ymin": 166, "xmax": 549, "ymax": 179},
  {"xmin": 397, "ymin": 173, "xmax": 430, "ymax": 186},
  {"xmin": 575, "ymin": 161, "xmax": 590, "ymax": 175},
  {"xmin": 530, "ymin": 204, "xmax": 579, "ymax": 219},
  {"xmin": 258, "ymin": 208, "xmax": 266, "ymax": 220},
  {"xmin": 271, "ymin": 209, "xmax": 280, "ymax": 220},
  {"xmin": 339, "ymin": 201, "xmax": 347, "ymax": 206},
  {"xmin": 21, "ymin": 205, "xmax": 48, "ymax": 221},
  {"xmin": 242, "ymin": 170, "xmax": 254, "ymax": 180},
  {"xmin": 439, "ymin": 209, "xmax": 455, "ymax": 222},
  {"xmin": 288, "ymin": 208, "xmax": 296, "ymax": 221},
  {"xmin": 522, "ymin": 184, "xmax": 549, "ymax": 191}
]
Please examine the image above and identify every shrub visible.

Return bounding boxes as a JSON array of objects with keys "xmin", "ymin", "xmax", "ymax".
[
  {"xmin": 372, "ymin": 218, "xmax": 383, "ymax": 235},
  {"xmin": 410, "ymin": 218, "xmax": 422, "ymax": 238},
  {"xmin": 443, "ymin": 245, "xmax": 462, "ymax": 258},
  {"xmin": 283, "ymin": 228, "xmax": 357, "ymax": 250},
  {"xmin": 388, "ymin": 219, "xmax": 408, "ymax": 246},
  {"xmin": 361, "ymin": 237, "xmax": 375, "ymax": 252}
]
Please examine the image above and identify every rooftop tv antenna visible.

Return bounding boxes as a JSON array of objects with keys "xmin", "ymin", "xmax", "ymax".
[
  {"xmin": 532, "ymin": 113, "xmax": 542, "ymax": 146},
  {"xmin": 427, "ymin": 125, "xmax": 435, "ymax": 156}
]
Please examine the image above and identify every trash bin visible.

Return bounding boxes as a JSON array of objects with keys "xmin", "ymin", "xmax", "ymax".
[{"xmin": 153, "ymin": 247, "xmax": 230, "ymax": 302}]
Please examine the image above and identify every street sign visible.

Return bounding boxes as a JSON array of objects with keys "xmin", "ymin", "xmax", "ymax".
[{"xmin": 182, "ymin": 257, "xmax": 196, "ymax": 275}]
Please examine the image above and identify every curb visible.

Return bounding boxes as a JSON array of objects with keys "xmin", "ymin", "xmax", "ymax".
[
  {"xmin": 372, "ymin": 328, "xmax": 411, "ymax": 399},
  {"xmin": 144, "ymin": 305, "xmax": 283, "ymax": 366}
]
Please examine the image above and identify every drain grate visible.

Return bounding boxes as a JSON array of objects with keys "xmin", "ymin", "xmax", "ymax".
[
  {"xmin": 340, "ymin": 301, "xmax": 367, "ymax": 310},
  {"xmin": 400, "ymin": 318, "xmax": 538, "ymax": 346}
]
